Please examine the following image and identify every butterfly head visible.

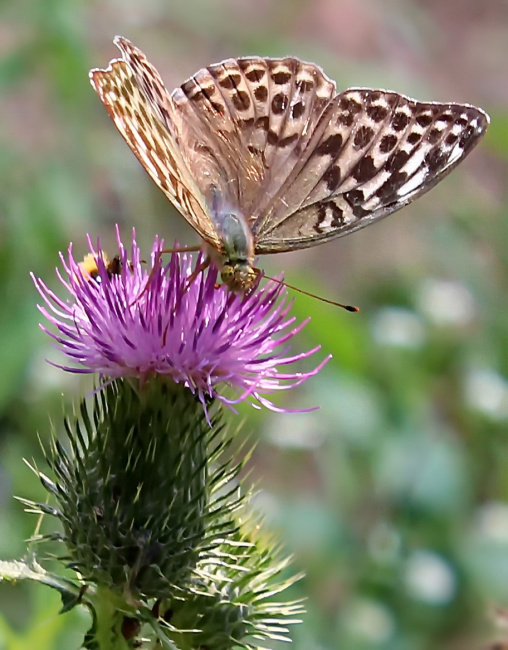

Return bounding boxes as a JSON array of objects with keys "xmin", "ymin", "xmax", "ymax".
[{"xmin": 220, "ymin": 259, "xmax": 258, "ymax": 292}]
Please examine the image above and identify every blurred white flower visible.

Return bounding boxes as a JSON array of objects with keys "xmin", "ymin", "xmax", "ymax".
[
  {"xmin": 464, "ymin": 367, "xmax": 508, "ymax": 420},
  {"xmin": 342, "ymin": 597, "xmax": 395, "ymax": 643},
  {"xmin": 475, "ymin": 502, "xmax": 508, "ymax": 543},
  {"xmin": 404, "ymin": 549, "xmax": 456, "ymax": 605},
  {"xmin": 417, "ymin": 278, "xmax": 475, "ymax": 326},
  {"xmin": 371, "ymin": 307, "xmax": 426, "ymax": 349}
]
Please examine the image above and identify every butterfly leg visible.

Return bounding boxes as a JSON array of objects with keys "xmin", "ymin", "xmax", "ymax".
[
  {"xmin": 168, "ymin": 257, "xmax": 212, "ymax": 324},
  {"xmin": 130, "ymin": 245, "xmax": 201, "ymax": 306},
  {"xmin": 183, "ymin": 255, "xmax": 211, "ymax": 291}
]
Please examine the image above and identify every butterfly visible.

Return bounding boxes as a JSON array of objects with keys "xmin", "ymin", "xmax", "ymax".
[{"xmin": 89, "ymin": 36, "xmax": 489, "ymax": 292}]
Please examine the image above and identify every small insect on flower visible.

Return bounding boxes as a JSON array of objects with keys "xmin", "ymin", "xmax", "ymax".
[
  {"xmin": 90, "ymin": 37, "xmax": 489, "ymax": 292},
  {"xmin": 33, "ymin": 230, "xmax": 327, "ymax": 414},
  {"xmin": 79, "ymin": 252, "xmax": 122, "ymax": 284}
]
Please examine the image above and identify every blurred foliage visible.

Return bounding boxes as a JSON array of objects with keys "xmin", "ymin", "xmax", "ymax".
[{"xmin": 0, "ymin": 0, "xmax": 507, "ymax": 648}]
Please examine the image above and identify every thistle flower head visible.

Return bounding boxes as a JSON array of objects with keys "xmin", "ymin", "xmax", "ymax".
[{"xmin": 33, "ymin": 228, "xmax": 327, "ymax": 412}]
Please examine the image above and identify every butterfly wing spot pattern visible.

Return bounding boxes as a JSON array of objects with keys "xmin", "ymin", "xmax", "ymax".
[{"xmin": 89, "ymin": 36, "xmax": 489, "ymax": 292}]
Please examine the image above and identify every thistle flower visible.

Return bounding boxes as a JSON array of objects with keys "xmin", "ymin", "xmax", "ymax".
[
  {"xmin": 32, "ymin": 228, "xmax": 327, "ymax": 412},
  {"xmin": 25, "ymin": 228, "xmax": 319, "ymax": 648}
]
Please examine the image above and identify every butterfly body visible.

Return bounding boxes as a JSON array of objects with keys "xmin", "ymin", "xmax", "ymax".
[
  {"xmin": 90, "ymin": 37, "xmax": 489, "ymax": 291},
  {"xmin": 206, "ymin": 187, "xmax": 257, "ymax": 290}
]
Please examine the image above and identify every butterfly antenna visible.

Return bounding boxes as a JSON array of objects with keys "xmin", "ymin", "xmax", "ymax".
[{"xmin": 260, "ymin": 271, "xmax": 360, "ymax": 312}]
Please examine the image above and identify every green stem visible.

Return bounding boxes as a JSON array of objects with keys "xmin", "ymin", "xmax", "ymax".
[{"xmin": 90, "ymin": 586, "xmax": 135, "ymax": 650}]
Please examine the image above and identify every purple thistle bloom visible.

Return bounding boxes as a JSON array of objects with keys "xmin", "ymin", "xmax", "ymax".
[{"xmin": 32, "ymin": 229, "xmax": 328, "ymax": 412}]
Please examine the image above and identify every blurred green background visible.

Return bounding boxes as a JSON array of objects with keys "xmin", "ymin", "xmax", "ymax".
[{"xmin": 0, "ymin": 0, "xmax": 507, "ymax": 648}]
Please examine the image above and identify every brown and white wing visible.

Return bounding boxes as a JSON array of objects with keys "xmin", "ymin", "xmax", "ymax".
[
  {"xmin": 90, "ymin": 41, "xmax": 489, "ymax": 256},
  {"xmin": 89, "ymin": 36, "xmax": 220, "ymax": 248},
  {"xmin": 252, "ymin": 88, "xmax": 489, "ymax": 253},
  {"xmin": 169, "ymin": 56, "xmax": 336, "ymax": 214}
]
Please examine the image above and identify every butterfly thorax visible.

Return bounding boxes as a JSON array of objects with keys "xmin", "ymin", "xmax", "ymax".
[{"xmin": 208, "ymin": 205, "xmax": 257, "ymax": 292}]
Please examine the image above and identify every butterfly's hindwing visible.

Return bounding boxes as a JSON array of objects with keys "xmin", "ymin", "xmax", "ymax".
[{"xmin": 253, "ymin": 89, "xmax": 489, "ymax": 252}]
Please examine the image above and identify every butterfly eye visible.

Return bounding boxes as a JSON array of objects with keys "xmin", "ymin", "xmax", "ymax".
[
  {"xmin": 220, "ymin": 264, "xmax": 235, "ymax": 285},
  {"xmin": 220, "ymin": 263, "xmax": 258, "ymax": 292}
]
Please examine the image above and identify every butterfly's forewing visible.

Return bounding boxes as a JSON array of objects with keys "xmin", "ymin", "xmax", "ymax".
[
  {"xmin": 89, "ymin": 37, "xmax": 221, "ymax": 249},
  {"xmin": 252, "ymin": 88, "xmax": 489, "ymax": 252}
]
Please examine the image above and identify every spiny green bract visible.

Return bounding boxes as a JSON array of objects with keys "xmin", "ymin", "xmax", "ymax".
[
  {"xmin": 36, "ymin": 379, "xmax": 240, "ymax": 599},
  {"xmin": 26, "ymin": 378, "xmax": 303, "ymax": 649}
]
